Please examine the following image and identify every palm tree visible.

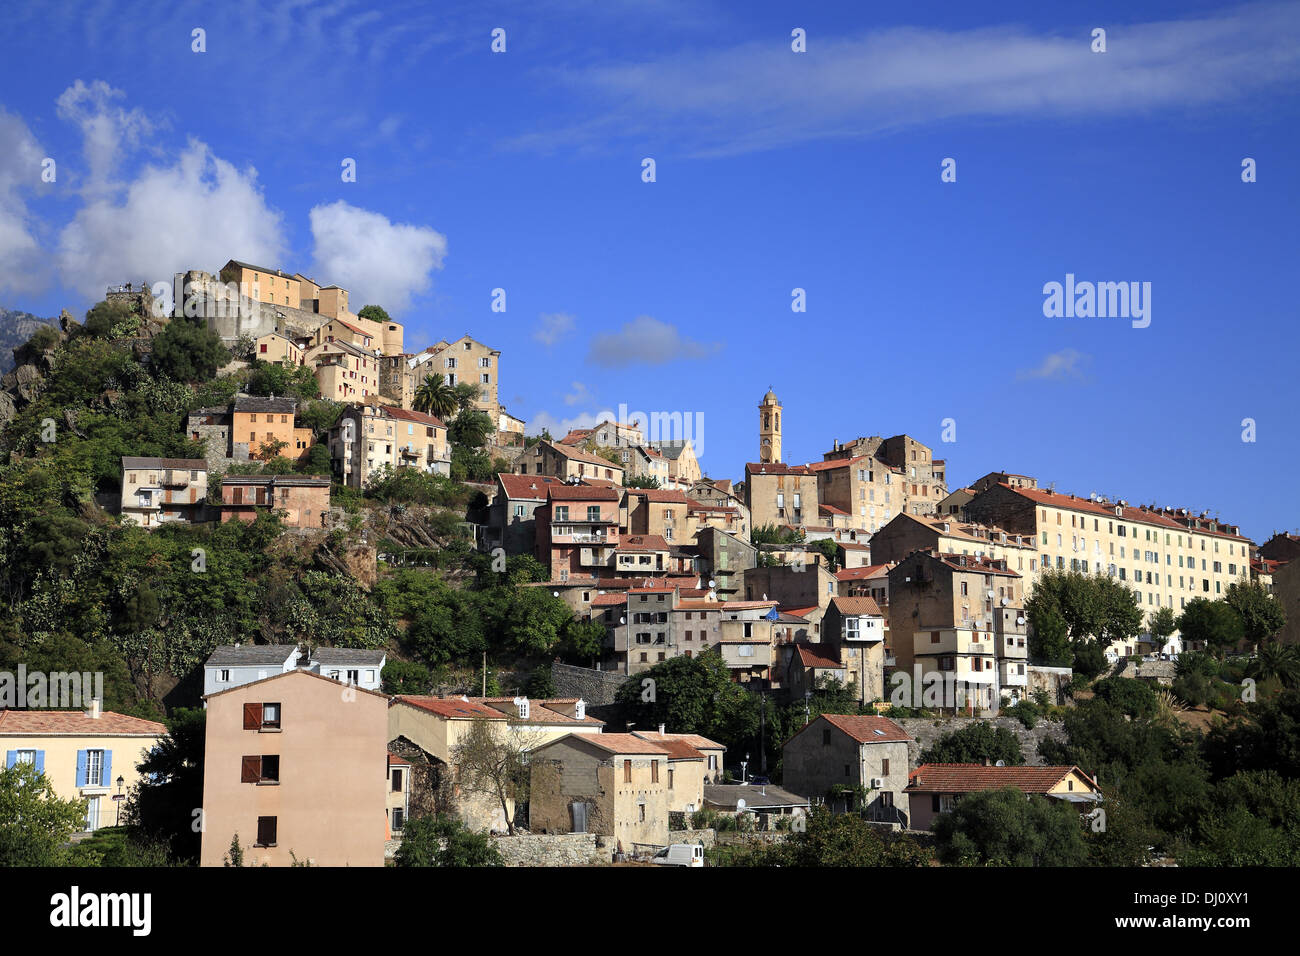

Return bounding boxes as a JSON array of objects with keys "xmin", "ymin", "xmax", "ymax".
[
  {"xmin": 1250, "ymin": 641, "xmax": 1300, "ymax": 689},
  {"xmin": 413, "ymin": 373, "xmax": 458, "ymax": 419}
]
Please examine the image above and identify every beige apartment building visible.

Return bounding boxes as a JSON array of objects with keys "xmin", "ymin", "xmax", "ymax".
[
  {"xmin": 888, "ymin": 551, "xmax": 1030, "ymax": 710},
  {"xmin": 0, "ymin": 703, "xmax": 166, "ymax": 832},
  {"xmin": 744, "ymin": 461, "xmax": 818, "ymax": 531},
  {"xmin": 306, "ymin": 339, "xmax": 382, "ymax": 403},
  {"xmin": 329, "ymin": 402, "xmax": 451, "ymax": 489},
  {"xmin": 624, "ymin": 488, "xmax": 690, "ymax": 544},
  {"xmin": 200, "ymin": 670, "xmax": 390, "ymax": 867},
  {"xmin": 254, "ymin": 331, "xmax": 304, "ymax": 366},
  {"xmin": 656, "ymin": 439, "xmax": 702, "ymax": 487},
  {"xmin": 965, "ymin": 483, "xmax": 1255, "ymax": 649},
  {"xmin": 410, "ymin": 335, "xmax": 500, "ymax": 420},
  {"xmin": 120, "ymin": 456, "xmax": 210, "ymax": 527},
  {"xmin": 219, "ymin": 260, "xmax": 303, "ymax": 309},
  {"xmin": 517, "ymin": 439, "xmax": 626, "ymax": 484},
  {"xmin": 870, "ymin": 512, "xmax": 1041, "ymax": 591},
  {"xmin": 820, "ymin": 435, "xmax": 948, "ymax": 519}
]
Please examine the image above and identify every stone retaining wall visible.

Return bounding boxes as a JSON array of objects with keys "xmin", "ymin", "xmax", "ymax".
[
  {"xmin": 492, "ymin": 832, "xmax": 609, "ymax": 866},
  {"xmin": 894, "ymin": 716, "xmax": 1067, "ymax": 766}
]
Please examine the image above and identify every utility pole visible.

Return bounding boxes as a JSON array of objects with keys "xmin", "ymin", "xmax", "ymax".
[
  {"xmin": 760, "ymin": 691, "xmax": 767, "ymax": 774},
  {"xmin": 482, "ymin": 651, "xmax": 487, "ymax": 697}
]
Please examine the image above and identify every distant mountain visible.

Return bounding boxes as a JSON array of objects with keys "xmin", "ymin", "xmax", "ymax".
[{"xmin": 0, "ymin": 307, "xmax": 57, "ymax": 374}]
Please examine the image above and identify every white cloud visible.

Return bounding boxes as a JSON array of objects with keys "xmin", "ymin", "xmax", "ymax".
[
  {"xmin": 564, "ymin": 380, "xmax": 592, "ymax": 406},
  {"xmin": 55, "ymin": 79, "xmax": 154, "ymax": 195},
  {"xmin": 512, "ymin": 2, "xmax": 1300, "ymax": 156},
  {"xmin": 534, "ymin": 311, "xmax": 576, "ymax": 347},
  {"xmin": 526, "ymin": 408, "xmax": 606, "ymax": 438},
  {"xmin": 308, "ymin": 200, "xmax": 447, "ymax": 315},
  {"xmin": 57, "ymin": 138, "xmax": 287, "ymax": 301},
  {"xmin": 586, "ymin": 315, "xmax": 721, "ymax": 367},
  {"xmin": 1017, "ymin": 348, "xmax": 1091, "ymax": 382},
  {"xmin": 0, "ymin": 107, "xmax": 49, "ymax": 297}
]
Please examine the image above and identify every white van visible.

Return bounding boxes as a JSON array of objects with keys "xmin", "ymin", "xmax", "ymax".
[{"xmin": 652, "ymin": 843, "xmax": 705, "ymax": 867}]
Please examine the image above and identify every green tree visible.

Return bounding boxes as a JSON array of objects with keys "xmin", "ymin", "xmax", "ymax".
[
  {"xmin": 394, "ymin": 813, "xmax": 503, "ymax": 866},
  {"xmin": 616, "ymin": 654, "xmax": 759, "ymax": 758},
  {"xmin": 151, "ymin": 317, "xmax": 228, "ymax": 382},
  {"xmin": 1225, "ymin": 579, "xmax": 1286, "ymax": 648},
  {"xmin": 82, "ymin": 299, "xmax": 133, "ymax": 338},
  {"xmin": 413, "ymin": 373, "xmax": 459, "ymax": 419},
  {"xmin": 357, "ymin": 304, "xmax": 391, "ymax": 324},
  {"xmin": 1091, "ymin": 676, "xmax": 1159, "ymax": 719},
  {"xmin": 931, "ymin": 787, "xmax": 1090, "ymax": 865},
  {"xmin": 127, "ymin": 707, "xmax": 206, "ymax": 863},
  {"xmin": 920, "ymin": 722, "xmax": 1025, "ymax": 765},
  {"xmin": 0, "ymin": 762, "xmax": 88, "ymax": 866},
  {"xmin": 1177, "ymin": 598, "xmax": 1245, "ymax": 658},
  {"xmin": 1148, "ymin": 606, "xmax": 1178, "ymax": 649},
  {"xmin": 247, "ymin": 359, "xmax": 320, "ymax": 401},
  {"xmin": 1250, "ymin": 641, "xmax": 1300, "ymax": 690},
  {"xmin": 382, "ymin": 660, "xmax": 432, "ymax": 694}
]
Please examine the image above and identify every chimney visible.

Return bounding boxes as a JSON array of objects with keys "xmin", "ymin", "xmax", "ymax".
[
  {"xmin": 87, "ymin": 699, "xmax": 102, "ymax": 719},
  {"xmin": 659, "ymin": 723, "xmax": 666, "ymax": 735},
  {"xmin": 983, "ymin": 757, "xmax": 991, "ymax": 767}
]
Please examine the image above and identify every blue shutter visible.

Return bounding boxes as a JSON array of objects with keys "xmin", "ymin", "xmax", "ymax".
[
  {"xmin": 101, "ymin": 751, "xmax": 112, "ymax": 788},
  {"xmin": 34, "ymin": 752, "xmax": 45, "ymax": 774},
  {"xmin": 76, "ymin": 750, "xmax": 88, "ymax": 787},
  {"xmin": 4, "ymin": 751, "xmax": 15, "ymax": 769}
]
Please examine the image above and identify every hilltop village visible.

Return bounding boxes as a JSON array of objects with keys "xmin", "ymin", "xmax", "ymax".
[{"xmin": 1, "ymin": 261, "xmax": 1296, "ymax": 868}]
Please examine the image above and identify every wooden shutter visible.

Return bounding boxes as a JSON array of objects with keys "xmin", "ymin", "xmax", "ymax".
[
  {"xmin": 257, "ymin": 816, "xmax": 277, "ymax": 846},
  {"xmin": 243, "ymin": 702, "xmax": 261, "ymax": 730},
  {"xmin": 241, "ymin": 756, "xmax": 261, "ymax": 783}
]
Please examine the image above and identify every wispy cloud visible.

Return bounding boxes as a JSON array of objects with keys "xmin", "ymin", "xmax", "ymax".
[
  {"xmin": 534, "ymin": 311, "xmax": 576, "ymax": 347},
  {"xmin": 1017, "ymin": 348, "xmax": 1091, "ymax": 382},
  {"xmin": 509, "ymin": 2, "xmax": 1300, "ymax": 157},
  {"xmin": 564, "ymin": 380, "xmax": 592, "ymax": 406},
  {"xmin": 586, "ymin": 315, "xmax": 721, "ymax": 367}
]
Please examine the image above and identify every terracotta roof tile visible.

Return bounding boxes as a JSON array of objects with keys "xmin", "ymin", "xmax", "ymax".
[
  {"xmin": 0, "ymin": 710, "xmax": 166, "ymax": 736},
  {"xmin": 906, "ymin": 763, "xmax": 1097, "ymax": 794}
]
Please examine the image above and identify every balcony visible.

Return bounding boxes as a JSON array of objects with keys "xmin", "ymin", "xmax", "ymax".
[
  {"xmin": 571, "ymin": 532, "xmax": 608, "ymax": 544},
  {"xmin": 161, "ymin": 470, "xmax": 190, "ymax": 487}
]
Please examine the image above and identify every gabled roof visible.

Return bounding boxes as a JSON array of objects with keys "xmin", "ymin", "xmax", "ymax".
[
  {"xmin": 552, "ymin": 733, "xmax": 668, "ymax": 755},
  {"xmin": 0, "ymin": 710, "xmax": 166, "ymax": 737},
  {"xmin": 233, "ymin": 395, "xmax": 298, "ymax": 415},
  {"xmin": 381, "ymin": 405, "xmax": 445, "ymax": 428},
  {"xmin": 122, "ymin": 456, "xmax": 208, "ymax": 471},
  {"xmin": 618, "ymin": 535, "xmax": 670, "ymax": 552},
  {"xmin": 793, "ymin": 644, "xmax": 843, "ymax": 670},
  {"xmin": 392, "ymin": 696, "xmax": 508, "ymax": 721},
  {"xmin": 830, "ymin": 596, "xmax": 884, "ymax": 617},
  {"xmin": 497, "ymin": 474, "xmax": 563, "ymax": 500},
  {"xmin": 906, "ymin": 763, "xmax": 1098, "ymax": 794},
  {"xmin": 835, "ymin": 563, "xmax": 892, "ymax": 581},
  {"xmin": 745, "ymin": 462, "xmax": 814, "ymax": 476},
  {"xmin": 547, "ymin": 484, "xmax": 621, "ymax": 502},
  {"xmin": 203, "ymin": 668, "xmax": 390, "ymax": 701},
  {"xmin": 632, "ymin": 730, "xmax": 726, "ymax": 752},
  {"xmin": 206, "ymin": 644, "xmax": 299, "ymax": 667},
  {"xmin": 312, "ymin": 647, "xmax": 387, "ymax": 667},
  {"xmin": 625, "ymin": 488, "xmax": 689, "ymax": 504},
  {"xmin": 817, "ymin": 714, "xmax": 912, "ymax": 744}
]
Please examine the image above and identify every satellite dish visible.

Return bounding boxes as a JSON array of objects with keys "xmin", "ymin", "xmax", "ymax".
[
  {"xmin": 995, "ymin": 760, "xmax": 1006, "ymax": 767},
  {"xmin": 708, "ymin": 579, "xmax": 716, "ymax": 588},
  {"xmin": 552, "ymin": 591, "xmax": 559, "ymax": 598},
  {"xmin": 736, "ymin": 798, "xmax": 746, "ymax": 810}
]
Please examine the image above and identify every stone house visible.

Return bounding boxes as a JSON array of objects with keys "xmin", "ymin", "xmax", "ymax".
[
  {"xmin": 219, "ymin": 475, "xmax": 331, "ymax": 529},
  {"xmin": 782, "ymin": 714, "xmax": 913, "ymax": 824}
]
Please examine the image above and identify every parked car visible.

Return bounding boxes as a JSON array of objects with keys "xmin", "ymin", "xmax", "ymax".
[{"xmin": 652, "ymin": 843, "xmax": 705, "ymax": 867}]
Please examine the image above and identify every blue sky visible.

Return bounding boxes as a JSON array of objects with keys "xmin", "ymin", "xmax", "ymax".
[{"xmin": 1, "ymin": 0, "xmax": 1297, "ymax": 542}]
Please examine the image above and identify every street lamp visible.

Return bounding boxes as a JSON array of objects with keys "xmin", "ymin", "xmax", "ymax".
[
  {"xmin": 115, "ymin": 775, "xmax": 125, "ymax": 826},
  {"xmin": 741, "ymin": 753, "xmax": 749, "ymax": 784}
]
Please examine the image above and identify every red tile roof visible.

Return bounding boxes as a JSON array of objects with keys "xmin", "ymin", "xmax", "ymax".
[
  {"xmin": 547, "ymin": 484, "xmax": 621, "ymax": 501},
  {"xmin": 836, "ymin": 563, "xmax": 892, "ymax": 581},
  {"xmin": 794, "ymin": 645, "xmax": 843, "ymax": 670},
  {"xmin": 830, "ymin": 596, "xmax": 884, "ymax": 616},
  {"xmin": 626, "ymin": 489, "xmax": 689, "ymax": 503},
  {"xmin": 497, "ymin": 473, "xmax": 563, "ymax": 499},
  {"xmin": 381, "ymin": 405, "xmax": 445, "ymax": 428},
  {"xmin": 819, "ymin": 504, "xmax": 849, "ymax": 516},
  {"xmin": 619, "ymin": 535, "xmax": 670, "ymax": 552},
  {"xmin": 632, "ymin": 730, "xmax": 726, "ymax": 752},
  {"xmin": 999, "ymin": 486, "xmax": 1251, "ymax": 542},
  {"xmin": 744, "ymin": 462, "xmax": 814, "ymax": 476},
  {"xmin": 393, "ymin": 696, "xmax": 508, "ymax": 720},
  {"xmin": 819, "ymin": 714, "xmax": 912, "ymax": 744},
  {"xmin": 567, "ymin": 733, "xmax": 669, "ymax": 755},
  {"xmin": 0, "ymin": 710, "xmax": 166, "ymax": 736},
  {"xmin": 906, "ymin": 763, "xmax": 1097, "ymax": 794},
  {"xmin": 590, "ymin": 593, "xmax": 628, "ymax": 607}
]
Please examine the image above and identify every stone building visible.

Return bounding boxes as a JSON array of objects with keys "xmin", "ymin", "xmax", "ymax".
[
  {"xmin": 120, "ymin": 456, "xmax": 210, "ymax": 527},
  {"xmin": 528, "ymin": 733, "xmax": 671, "ymax": 852},
  {"xmin": 219, "ymin": 475, "xmax": 332, "ymax": 529},
  {"xmin": 782, "ymin": 714, "xmax": 912, "ymax": 823}
]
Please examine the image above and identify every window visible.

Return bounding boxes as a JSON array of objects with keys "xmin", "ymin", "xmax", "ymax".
[
  {"xmin": 86, "ymin": 749, "xmax": 104, "ymax": 787},
  {"xmin": 624, "ymin": 759, "xmax": 632, "ymax": 783},
  {"xmin": 392, "ymin": 807, "xmax": 406, "ymax": 832},
  {"xmin": 881, "ymin": 759, "xmax": 890, "ymax": 775},
  {"xmin": 241, "ymin": 755, "xmax": 279, "ymax": 783},
  {"xmin": 255, "ymin": 816, "xmax": 277, "ymax": 847},
  {"xmin": 218, "ymin": 669, "xmax": 230, "ymax": 682},
  {"xmin": 392, "ymin": 768, "xmax": 403, "ymax": 792},
  {"xmin": 244, "ymin": 702, "xmax": 281, "ymax": 730},
  {"xmin": 651, "ymin": 761, "xmax": 659, "ymax": 783}
]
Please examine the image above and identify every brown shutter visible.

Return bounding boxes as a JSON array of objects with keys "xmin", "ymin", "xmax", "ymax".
[
  {"xmin": 241, "ymin": 755, "xmax": 261, "ymax": 783},
  {"xmin": 243, "ymin": 702, "xmax": 261, "ymax": 730}
]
